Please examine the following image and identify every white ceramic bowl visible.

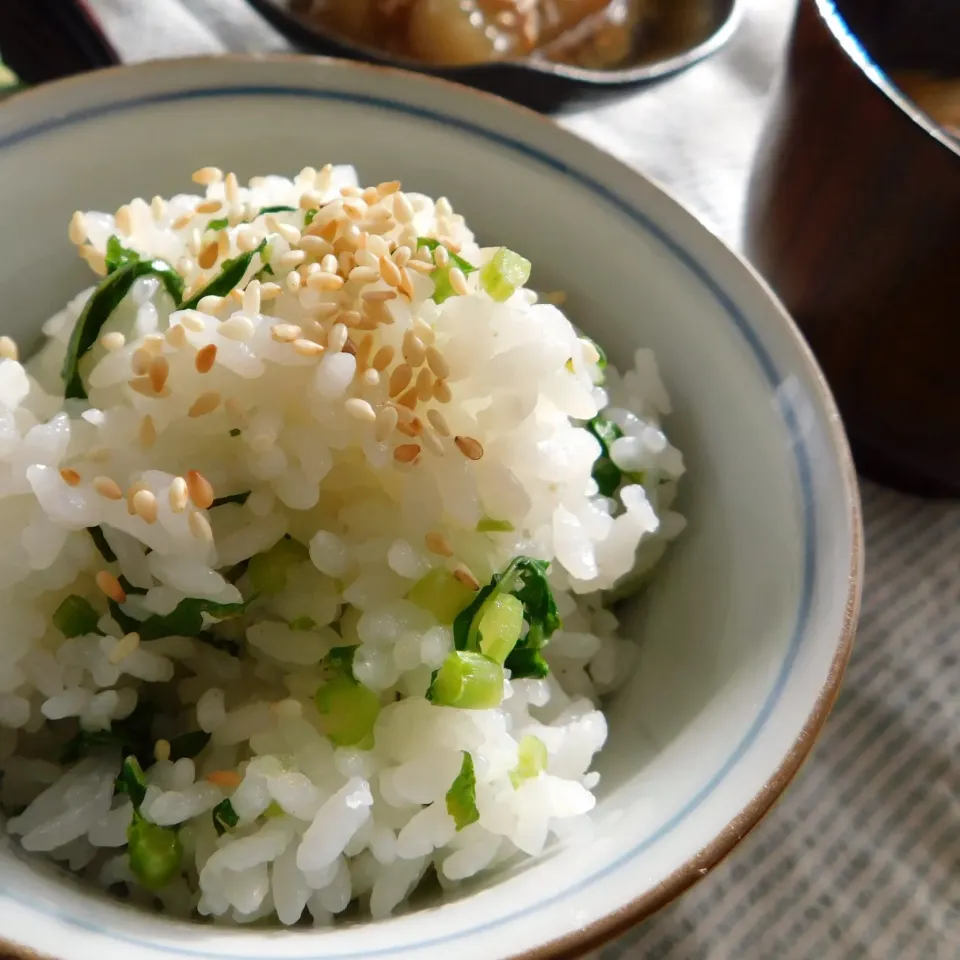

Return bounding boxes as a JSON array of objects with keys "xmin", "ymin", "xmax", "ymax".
[{"xmin": 0, "ymin": 56, "xmax": 861, "ymax": 960}]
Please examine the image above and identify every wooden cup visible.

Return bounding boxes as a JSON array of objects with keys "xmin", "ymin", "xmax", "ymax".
[{"xmin": 744, "ymin": 0, "xmax": 960, "ymax": 496}]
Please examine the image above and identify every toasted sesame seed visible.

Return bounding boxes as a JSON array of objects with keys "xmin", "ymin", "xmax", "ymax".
[
  {"xmin": 421, "ymin": 428, "xmax": 445, "ymax": 457},
  {"xmin": 345, "ymin": 398, "xmax": 377, "ymax": 423},
  {"xmin": 79, "ymin": 245, "xmax": 107, "ymax": 276},
  {"xmin": 271, "ymin": 323, "xmax": 301, "ymax": 344},
  {"xmin": 207, "ymin": 769, "xmax": 243, "ymax": 788},
  {"xmin": 394, "ymin": 402, "xmax": 415, "ymax": 424},
  {"xmin": 293, "ymin": 338, "xmax": 324, "ymax": 358},
  {"xmin": 402, "ymin": 332, "xmax": 426, "ymax": 368},
  {"xmin": 67, "ymin": 212, "xmax": 89, "ymax": 249},
  {"xmin": 152, "ymin": 738, "xmax": 172, "ymax": 763},
  {"xmin": 139, "ymin": 415, "xmax": 157, "ymax": 449},
  {"xmin": 194, "ymin": 343, "xmax": 217, "ymax": 374},
  {"xmin": 415, "ymin": 368, "xmax": 434, "ymax": 401},
  {"xmin": 181, "ymin": 312, "xmax": 206, "ymax": 333},
  {"xmin": 259, "ymin": 282, "xmax": 282, "ymax": 302},
  {"xmin": 218, "ymin": 316, "xmax": 255, "ymax": 341},
  {"xmin": 224, "ymin": 172, "xmax": 240, "ymax": 204},
  {"xmin": 166, "ymin": 324, "xmax": 187, "ymax": 349},
  {"xmin": 172, "ymin": 212, "xmax": 194, "ymax": 231},
  {"xmin": 347, "ymin": 265, "xmax": 378, "ymax": 285},
  {"xmin": 355, "ymin": 334, "xmax": 374, "ymax": 370},
  {"xmin": 339, "ymin": 310, "xmax": 362, "ymax": 329},
  {"xmin": 449, "ymin": 267, "xmax": 469, "ymax": 297},
  {"xmin": 115, "ymin": 205, "xmax": 133, "ymax": 235},
  {"xmin": 398, "ymin": 267, "xmax": 415, "ymax": 300},
  {"xmin": 427, "ymin": 408, "xmax": 451, "ymax": 437},
  {"xmin": 341, "ymin": 198, "xmax": 367, "ymax": 220},
  {"xmin": 394, "ymin": 444, "xmax": 421, "ymax": 464},
  {"xmin": 91, "ymin": 474, "xmax": 122, "ymax": 500},
  {"xmin": 108, "ymin": 632, "xmax": 140, "ymax": 665},
  {"xmin": 279, "ymin": 249, "xmax": 308, "ymax": 271},
  {"xmin": 397, "ymin": 386, "xmax": 419, "ymax": 409},
  {"xmin": 393, "ymin": 192, "xmax": 414, "ymax": 223},
  {"xmin": 275, "ymin": 222, "xmax": 301, "ymax": 245},
  {"xmin": 377, "ymin": 180, "xmax": 401, "ymax": 197},
  {"xmin": 396, "ymin": 416, "xmax": 422, "ymax": 438},
  {"xmin": 285, "ymin": 270, "xmax": 303, "ymax": 293},
  {"xmin": 363, "ymin": 369, "xmax": 381, "ymax": 386},
  {"xmin": 340, "ymin": 184, "xmax": 363, "ymax": 199},
  {"xmin": 144, "ymin": 334, "xmax": 165, "ymax": 353},
  {"xmin": 0, "ymin": 336, "xmax": 18, "ymax": 361},
  {"xmin": 169, "ymin": 476, "xmax": 189, "ymax": 513},
  {"xmin": 455, "ymin": 435, "xmax": 484, "ymax": 460},
  {"xmin": 96, "ymin": 570, "xmax": 126, "ymax": 604},
  {"xmin": 376, "ymin": 255, "xmax": 401, "ymax": 288},
  {"xmin": 128, "ymin": 376, "xmax": 158, "ymax": 397},
  {"xmin": 424, "ymin": 345, "xmax": 450, "ymax": 380},
  {"xmin": 151, "ymin": 196, "xmax": 166, "ymax": 219},
  {"xmin": 197, "ymin": 241, "xmax": 219, "ymax": 270},
  {"xmin": 318, "ymin": 253, "xmax": 338, "ymax": 275},
  {"xmin": 372, "ymin": 345, "xmax": 395, "ymax": 371},
  {"xmin": 148, "ymin": 356, "xmax": 169, "ymax": 394},
  {"xmin": 297, "ymin": 236, "xmax": 333, "ymax": 260},
  {"xmin": 196, "ymin": 199, "xmax": 222, "ymax": 214},
  {"xmin": 433, "ymin": 244, "xmax": 450, "ymax": 268},
  {"xmin": 186, "ymin": 470, "xmax": 214, "ymax": 509},
  {"xmin": 388, "ymin": 363, "xmax": 413, "ymax": 397},
  {"xmin": 406, "ymin": 259, "xmax": 436, "ymax": 275},
  {"xmin": 192, "ymin": 166, "xmax": 223, "ymax": 185},
  {"xmin": 328, "ymin": 323, "xmax": 348, "ymax": 354},
  {"xmin": 434, "ymin": 378, "xmax": 452, "ymax": 404},
  {"xmin": 133, "ymin": 489, "xmax": 159, "ymax": 523},
  {"xmin": 453, "ymin": 565, "xmax": 481, "ymax": 591},
  {"xmin": 339, "ymin": 250, "xmax": 356, "ymax": 275},
  {"xmin": 237, "ymin": 228, "xmax": 260, "ymax": 254},
  {"xmin": 362, "ymin": 288, "xmax": 397, "ymax": 303},
  {"xmin": 189, "ymin": 391, "xmax": 221, "ymax": 418},
  {"xmin": 188, "ymin": 509, "xmax": 214, "ymax": 542},
  {"xmin": 412, "ymin": 318, "xmax": 435, "ymax": 346},
  {"xmin": 59, "ymin": 468, "xmax": 81, "ymax": 487},
  {"xmin": 308, "ymin": 272, "xmax": 345, "ymax": 293},
  {"xmin": 425, "ymin": 532, "xmax": 453, "ymax": 557},
  {"xmin": 126, "ymin": 481, "xmax": 147, "ymax": 515}
]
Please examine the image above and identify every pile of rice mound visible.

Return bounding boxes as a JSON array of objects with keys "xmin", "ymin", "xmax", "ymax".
[{"xmin": 0, "ymin": 164, "xmax": 685, "ymax": 924}]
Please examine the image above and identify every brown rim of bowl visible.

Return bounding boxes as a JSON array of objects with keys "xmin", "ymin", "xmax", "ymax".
[
  {"xmin": 814, "ymin": 0, "xmax": 960, "ymax": 160},
  {"xmin": 0, "ymin": 53, "xmax": 864, "ymax": 960}
]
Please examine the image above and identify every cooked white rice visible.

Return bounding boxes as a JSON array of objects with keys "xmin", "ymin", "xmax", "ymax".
[{"xmin": 0, "ymin": 165, "xmax": 685, "ymax": 924}]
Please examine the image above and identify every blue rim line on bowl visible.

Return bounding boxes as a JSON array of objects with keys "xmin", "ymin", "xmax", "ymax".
[{"xmin": 0, "ymin": 80, "xmax": 816, "ymax": 958}]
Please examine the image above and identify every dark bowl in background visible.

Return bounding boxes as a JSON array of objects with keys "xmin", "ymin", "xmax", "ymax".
[
  {"xmin": 244, "ymin": 0, "xmax": 743, "ymax": 111},
  {"xmin": 745, "ymin": 0, "xmax": 960, "ymax": 497}
]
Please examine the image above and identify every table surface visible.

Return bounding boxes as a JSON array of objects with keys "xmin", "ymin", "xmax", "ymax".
[{"xmin": 44, "ymin": 0, "xmax": 960, "ymax": 956}]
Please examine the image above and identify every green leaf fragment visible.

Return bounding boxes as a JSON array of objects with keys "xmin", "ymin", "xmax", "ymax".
[
  {"xmin": 480, "ymin": 247, "xmax": 531, "ymax": 302},
  {"xmin": 428, "ymin": 651, "xmax": 504, "ymax": 709},
  {"xmin": 212, "ymin": 798, "xmax": 239, "ymax": 836},
  {"xmin": 408, "ymin": 568, "xmax": 476, "ymax": 625},
  {"xmin": 206, "ymin": 217, "xmax": 229, "ymax": 232},
  {"xmin": 314, "ymin": 675, "xmax": 381, "ymax": 748},
  {"xmin": 445, "ymin": 751, "xmax": 480, "ymax": 831},
  {"xmin": 303, "ymin": 209, "xmax": 319, "ymax": 226},
  {"xmin": 168, "ymin": 730, "xmax": 211, "ymax": 761},
  {"xmin": 87, "ymin": 526, "xmax": 117, "ymax": 563},
  {"xmin": 476, "ymin": 517, "xmax": 515, "ymax": 533},
  {"xmin": 62, "ymin": 258, "xmax": 184, "ymax": 400},
  {"xmin": 53, "ymin": 595, "xmax": 101, "ymax": 638},
  {"xmin": 289, "ymin": 616, "xmax": 317, "ymax": 632},
  {"xmin": 136, "ymin": 596, "xmax": 253, "ymax": 642},
  {"xmin": 116, "ymin": 755, "xmax": 148, "ymax": 809},
  {"xmin": 257, "ymin": 205, "xmax": 297, "ymax": 216},
  {"xmin": 592, "ymin": 458, "xmax": 622, "ymax": 498},
  {"xmin": 504, "ymin": 646, "xmax": 549, "ymax": 680},
  {"xmin": 210, "ymin": 491, "xmax": 250, "ymax": 508},
  {"xmin": 247, "ymin": 537, "xmax": 309, "ymax": 595},
  {"xmin": 62, "ymin": 701, "xmax": 156, "ymax": 767},
  {"xmin": 477, "ymin": 594, "xmax": 524, "ymax": 665},
  {"xmin": 510, "ymin": 735, "xmax": 547, "ymax": 788},
  {"xmin": 127, "ymin": 813, "xmax": 183, "ymax": 890},
  {"xmin": 323, "ymin": 645, "xmax": 359, "ymax": 678},
  {"xmin": 416, "ymin": 237, "xmax": 477, "ymax": 304},
  {"xmin": 228, "ymin": 428, "xmax": 241, "ymax": 438},
  {"xmin": 104, "ymin": 235, "xmax": 141, "ymax": 273},
  {"xmin": 181, "ymin": 240, "xmax": 266, "ymax": 311}
]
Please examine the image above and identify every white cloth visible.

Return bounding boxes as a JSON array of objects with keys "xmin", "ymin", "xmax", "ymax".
[{"xmin": 82, "ymin": 2, "xmax": 960, "ymax": 956}]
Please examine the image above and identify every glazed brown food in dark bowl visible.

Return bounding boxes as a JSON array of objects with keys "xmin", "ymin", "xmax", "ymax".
[
  {"xmin": 745, "ymin": 0, "xmax": 960, "ymax": 497},
  {"xmin": 244, "ymin": 0, "xmax": 742, "ymax": 110}
]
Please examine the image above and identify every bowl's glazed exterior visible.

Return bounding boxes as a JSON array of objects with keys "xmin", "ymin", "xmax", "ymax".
[{"xmin": 745, "ymin": 0, "xmax": 960, "ymax": 497}]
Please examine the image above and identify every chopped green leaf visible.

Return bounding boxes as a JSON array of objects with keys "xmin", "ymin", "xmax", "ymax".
[
  {"xmin": 427, "ymin": 651, "xmax": 504, "ymax": 709},
  {"xmin": 168, "ymin": 730, "xmax": 211, "ymax": 761},
  {"xmin": 289, "ymin": 616, "xmax": 317, "ymax": 632},
  {"xmin": 417, "ymin": 237, "xmax": 477, "ymax": 305},
  {"xmin": 591, "ymin": 339, "xmax": 608, "ymax": 371},
  {"xmin": 314, "ymin": 675, "xmax": 381, "ymax": 748},
  {"xmin": 476, "ymin": 517, "xmax": 515, "ymax": 533},
  {"xmin": 181, "ymin": 240, "xmax": 266, "ymax": 311},
  {"xmin": 247, "ymin": 537, "xmax": 309, "ymax": 595},
  {"xmin": 104, "ymin": 235, "xmax": 141, "ymax": 273},
  {"xmin": 212, "ymin": 798, "xmax": 239, "ymax": 836},
  {"xmin": 59, "ymin": 729, "xmax": 115, "ymax": 765},
  {"xmin": 408, "ymin": 568, "xmax": 476, "ymax": 624},
  {"xmin": 53, "ymin": 595, "xmax": 101, "ymax": 638},
  {"xmin": 477, "ymin": 594, "xmax": 524, "ymax": 665},
  {"xmin": 303, "ymin": 209, "xmax": 319, "ymax": 226},
  {"xmin": 128, "ymin": 814, "xmax": 182, "ymax": 889},
  {"xmin": 210, "ymin": 491, "xmax": 250, "ymax": 508},
  {"xmin": 480, "ymin": 247, "xmax": 531, "ymax": 302},
  {"xmin": 416, "ymin": 238, "xmax": 477, "ymax": 275},
  {"xmin": 87, "ymin": 526, "xmax": 117, "ymax": 563},
  {"xmin": 228, "ymin": 428, "xmax": 241, "ymax": 438},
  {"xmin": 62, "ymin": 701, "xmax": 156, "ymax": 767},
  {"xmin": 504, "ymin": 646, "xmax": 549, "ymax": 680},
  {"xmin": 323, "ymin": 645, "xmax": 359, "ymax": 678},
  {"xmin": 510, "ymin": 735, "xmax": 548, "ymax": 788},
  {"xmin": 122, "ymin": 595, "xmax": 255, "ymax": 643},
  {"xmin": 206, "ymin": 217, "xmax": 229, "ymax": 232},
  {"xmin": 592, "ymin": 458, "xmax": 622, "ymax": 498},
  {"xmin": 62, "ymin": 259, "xmax": 184, "ymax": 399},
  {"xmin": 445, "ymin": 751, "xmax": 480, "ymax": 830},
  {"xmin": 263, "ymin": 801, "xmax": 284, "ymax": 819},
  {"xmin": 588, "ymin": 416, "xmax": 623, "ymax": 454},
  {"xmin": 254, "ymin": 263, "xmax": 275, "ymax": 281},
  {"xmin": 257, "ymin": 205, "xmax": 297, "ymax": 216},
  {"xmin": 116, "ymin": 755, "xmax": 148, "ymax": 809}
]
